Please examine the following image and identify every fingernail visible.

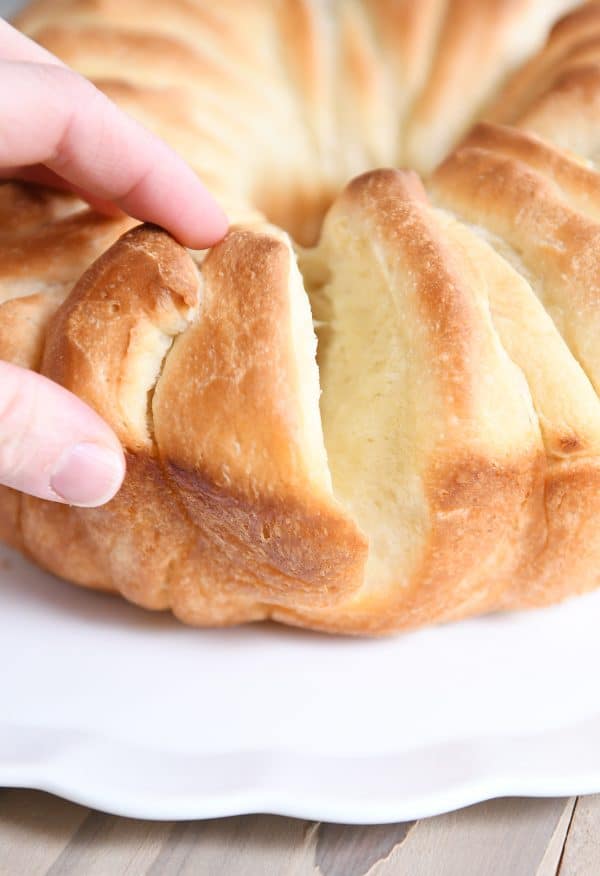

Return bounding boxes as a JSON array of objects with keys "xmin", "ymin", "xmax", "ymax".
[{"xmin": 50, "ymin": 442, "xmax": 124, "ymax": 507}]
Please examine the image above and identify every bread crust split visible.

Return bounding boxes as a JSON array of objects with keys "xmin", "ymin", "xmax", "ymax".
[
  {"xmin": 4, "ymin": 1, "xmax": 600, "ymax": 634},
  {"xmin": 19, "ymin": 224, "xmax": 367, "ymax": 626}
]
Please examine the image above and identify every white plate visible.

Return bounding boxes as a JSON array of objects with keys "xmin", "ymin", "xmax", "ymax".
[{"xmin": 2, "ymin": 542, "xmax": 600, "ymax": 824}]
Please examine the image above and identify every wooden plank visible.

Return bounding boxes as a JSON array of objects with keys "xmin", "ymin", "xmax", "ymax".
[
  {"xmin": 368, "ymin": 798, "xmax": 573, "ymax": 876},
  {"xmin": 315, "ymin": 821, "xmax": 416, "ymax": 876},
  {"xmin": 536, "ymin": 798, "xmax": 577, "ymax": 876},
  {"xmin": 558, "ymin": 795, "xmax": 600, "ymax": 875},
  {"xmin": 0, "ymin": 790, "xmax": 579, "ymax": 875},
  {"xmin": 44, "ymin": 811, "xmax": 174, "ymax": 876},
  {"xmin": 147, "ymin": 815, "xmax": 318, "ymax": 876},
  {"xmin": 0, "ymin": 790, "xmax": 88, "ymax": 876}
]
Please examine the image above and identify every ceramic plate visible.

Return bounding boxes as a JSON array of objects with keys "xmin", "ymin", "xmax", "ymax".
[{"xmin": 2, "ymin": 544, "xmax": 600, "ymax": 823}]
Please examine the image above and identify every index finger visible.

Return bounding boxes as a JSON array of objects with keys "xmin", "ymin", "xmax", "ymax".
[{"xmin": 0, "ymin": 57, "xmax": 228, "ymax": 248}]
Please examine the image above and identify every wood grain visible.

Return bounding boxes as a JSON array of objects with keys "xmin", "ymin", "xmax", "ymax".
[
  {"xmin": 315, "ymin": 821, "xmax": 415, "ymax": 875},
  {"xmin": 2, "ymin": 791, "xmax": 599, "ymax": 875},
  {"xmin": 363, "ymin": 798, "xmax": 573, "ymax": 876},
  {"xmin": 0, "ymin": 790, "xmax": 87, "ymax": 875},
  {"xmin": 558, "ymin": 795, "xmax": 600, "ymax": 875},
  {"xmin": 45, "ymin": 811, "xmax": 174, "ymax": 876},
  {"xmin": 146, "ymin": 816, "xmax": 318, "ymax": 876},
  {"xmin": 537, "ymin": 798, "xmax": 577, "ymax": 876}
]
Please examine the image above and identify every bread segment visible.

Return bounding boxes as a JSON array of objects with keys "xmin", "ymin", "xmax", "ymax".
[
  {"xmin": 432, "ymin": 129, "xmax": 600, "ymax": 396},
  {"xmin": 484, "ymin": 4, "xmax": 600, "ymax": 161},
  {"xmin": 431, "ymin": 123, "xmax": 600, "ymax": 608},
  {"xmin": 486, "ymin": 2, "xmax": 600, "ymax": 126},
  {"xmin": 402, "ymin": 0, "xmax": 577, "ymax": 173},
  {"xmin": 517, "ymin": 66, "xmax": 600, "ymax": 163},
  {"xmin": 153, "ymin": 227, "xmax": 367, "ymax": 618},
  {"xmin": 281, "ymin": 169, "xmax": 543, "ymax": 633}
]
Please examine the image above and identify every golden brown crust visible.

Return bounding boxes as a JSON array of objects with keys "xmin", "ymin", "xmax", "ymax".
[
  {"xmin": 514, "ymin": 65, "xmax": 600, "ymax": 160},
  {"xmin": 431, "ymin": 124, "xmax": 600, "ymax": 613},
  {"xmin": 485, "ymin": 4, "xmax": 600, "ymax": 159},
  {"xmin": 486, "ymin": 2, "xmax": 600, "ymax": 125},
  {"xmin": 41, "ymin": 224, "xmax": 199, "ymax": 451},
  {"xmin": 274, "ymin": 453, "xmax": 545, "ymax": 635},
  {"xmin": 19, "ymin": 228, "xmax": 205, "ymax": 608},
  {"xmin": 0, "ymin": 182, "xmax": 80, "ymax": 233},
  {"xmin": 500, "ymin": 462, "xmax": 600, "ymax": 611},
  {"xmin": 0, "ymin": 187, "xmax": 132, "ymax": 558},
  {"xmin": 0, "ymin": 210, "xmax": 133, "ymax": 298},
  {"xmin": 22, "ymin": 452, "xmax": 192, "ymax": 604},
  {"xmin": 153, "ymin": 228, "xmax": 368, "ymax": 610},
  {"xmin": 25, "ymin": 223, "xmax": 366, "ymax": 623},
  {"xmin": 272, "ymin": 169, "xmax": 544, "ymax": 633},
  {"xmin": 431, "ymin": 134, "xmax": 600, "ymax": 392},
  {"xmin": 21, "ymin": 226, "xmax": 205, "ymax": 607},
  {"xmin": 6, "ymin": 1, "xmax": 600, "ymax": 635},
  {"xmin": 460, "ymin": 122, "xmax": 600, "ymax": 220},
  {"xmin": 403, "ymin": 0, "xmax": 578, "ymax": 172}
]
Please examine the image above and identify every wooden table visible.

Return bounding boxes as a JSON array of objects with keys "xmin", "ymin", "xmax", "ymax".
[{"xmin": 0, "ymin": 790, "xmax": 598, "ymax": 874}]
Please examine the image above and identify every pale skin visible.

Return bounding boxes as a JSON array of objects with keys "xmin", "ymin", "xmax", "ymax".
[{"xmin": 0, "ymin": 19, "xmax": 228, "ymax": 507}]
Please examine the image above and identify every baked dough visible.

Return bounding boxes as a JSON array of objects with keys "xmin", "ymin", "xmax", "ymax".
[{"xmin": 3, "ymin": 0, "xmax": 600, "ymax": 633}]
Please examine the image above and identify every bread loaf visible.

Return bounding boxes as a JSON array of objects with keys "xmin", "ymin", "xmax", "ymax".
[{"xmin": 3, "ymin": 0, "xmax": 600, "ymax": 633}]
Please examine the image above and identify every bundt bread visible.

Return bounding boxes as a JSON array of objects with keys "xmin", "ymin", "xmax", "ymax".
[{"xmin": 3, "ymin": 0, "xmax": 600, "ymax": 633}]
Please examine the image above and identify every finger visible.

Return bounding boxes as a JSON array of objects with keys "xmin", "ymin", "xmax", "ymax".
[
  {"xmin": 0, "ymin": 361, "xmax": 125, "ymax": 506},
  {"xmin": 0, "ymin": 60, "xmax": 229, "ymax": 248}
]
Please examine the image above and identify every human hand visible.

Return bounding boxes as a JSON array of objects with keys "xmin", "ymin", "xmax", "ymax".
[{"xmin": 0, "ymin": 18, "xmax": 228, "ymax": 507}]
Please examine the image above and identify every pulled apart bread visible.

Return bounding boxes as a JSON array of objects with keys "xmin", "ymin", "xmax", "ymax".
[{"xmin": 3, "ymin": 1, "xmax": 600, "ymax": 633}]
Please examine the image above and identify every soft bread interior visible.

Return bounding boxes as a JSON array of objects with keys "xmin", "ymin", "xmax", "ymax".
[
  {"xmin": 295, "ymin": 171, "xmax": 541, "ymax": 616},
  {"xmin": 284, "ymin": 237, "xmax": 333, "ymax": 493},
  {"xmin": 299, "ymin": 229, "xmax": 430, "ymax": 592},
  {"xmin": 434, "ymin": 211, "xmax": 600, "ymax": 462},
  {"xmin": 431, "ymin": 137, "xmax": 600, "ymax": 395},
  {"xmin": 292, "ymin": 158, "xmax": 600, "ymax": 626}
]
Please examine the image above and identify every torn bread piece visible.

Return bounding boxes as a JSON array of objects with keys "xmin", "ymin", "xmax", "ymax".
[
  {"xmin": 24, "ymin": 223, "xmax": 367, "ymax": 623},
  {"xmin": 152, "ymin": 226, "xmax": 367, "ymax": 621}
]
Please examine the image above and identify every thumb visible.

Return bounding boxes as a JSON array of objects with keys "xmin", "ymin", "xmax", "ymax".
[{"xmin": 0, "ymin": 361, "xmax": 125, "ymax": 506}]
